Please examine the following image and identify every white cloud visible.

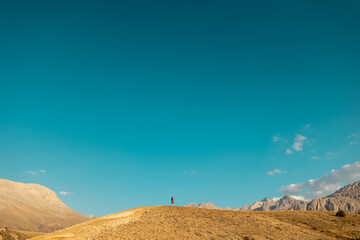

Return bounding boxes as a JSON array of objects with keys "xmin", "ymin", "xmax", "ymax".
[
  {"xmin": 349, "ymin": 133, "xmax": 358, "ymax": 138},
  {"xmin": 311, "ymin": 156, "xmax": 320, "ymax": 160},
  {"xmin": 25, "ymin": 170, "xmax": 46, "ymax": 176},
  {"xmin": 281, "ymin": 183, "xmax": 305, "ymax": 195},
  {"xmin": 89, "ymin": 214, "xmax": 94, "ymax": 217},
  {"xmin": 25, "ymin": 171, "xmax": 39, "ymax": 176},
  {"xmin": 272, "ymin": 197, "xmax": 281, "ymax": 202},
  {"xmin": 304, "ymin": 124, "xmax": 311, "ymax": 129},
  {"xmin": 273, "ymin": 136, "xmax": 280, "ymax": 142},
  {"xmin": 292, "ymin": 134, "xmax": 307, "ymax": 151},
  {"xmin": 280, "ymin": 161, "xmax": 360, "ymax": 199},
  {"xmin": 267, "ymin": 169, "xmax": 286, "ymax": 176},
  {"xmin": 59, "ymin": 191, "xmax": 71, "ymax": 196},
  {"xmin": 289, "ymin": 195, "xmax": 309, "ymax": 201},
  {"xmin": 350, "ymin": 141, "xmax": 359, "ymax": 145},
  {"xmin": 325, "ymin": 152, "xmax": 335, "ymax": 159},
  {"xmin": 286, "ymin": 149, "xmax": 292, "ymax": 154}
]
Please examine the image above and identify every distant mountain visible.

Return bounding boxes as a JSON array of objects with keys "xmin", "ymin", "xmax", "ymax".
[
  {"xmin": 185, "ymin": 202, "xmax": 222, "ymax": 210},
  {"xmin": 185, "ymin": 181, "xmax": 360, "ymax": 213},
  {"xmin": 327, "ymin": 181, "xmax": 360, "ymax": 199},
  {"xmin": 306, "ymin": 197, "xmax": 360, "ymax": 212},
  {"xmin": 238, "ymin": 195, "xmax": 308, "ymax": 211},
  {"xmin": 184, "ymin": 197, "xmax": 308, "ymax": 211},
  {"xmin": 306, "ymin": 181, "xmax": 360, "ymax": 213},
  {"xmin": 239, "ymin": 181, "xmax": 360, "ymax": 213},
  {"xmin": 0, "ymin": 179, "xmax": 91, "ymax": 232}
]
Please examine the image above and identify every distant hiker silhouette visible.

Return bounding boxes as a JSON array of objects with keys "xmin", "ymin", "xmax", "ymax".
[{"xmin": 171, "ymin": 196, "xmax": 174, "ymax": 206}]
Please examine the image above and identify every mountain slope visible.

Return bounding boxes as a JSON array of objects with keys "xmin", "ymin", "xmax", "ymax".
[
  {"xmin": 327, "ymin": 181, "xmax": 360, "ymax": 199},
  {"xmin": 239, "ymin": 181, "xmax": 360, "ymax": 213},
  {"xmin": 306, "ymin": 181, "xmax": 360, "ymax": 213},
  {"xmin": 274, "ymin": 195, "xmax": 308, "ymax": 210},
  {"xmin": 0, "ymin": 179, "xmax": 91, "ymax": 233},
  {"xmin": 185, "ymin": 202, "xmax": 222, "ymax": 210},
  {"xmin": 31, "ymin": 206, "xmax": 360, "ymax": 240},
  {"xmin": 239, "ymin": 195, "xmax": 308, "ymax": 211},
  {"xmin": 307, "ymin": 197, "xmax": 360, "ymax": 212}
]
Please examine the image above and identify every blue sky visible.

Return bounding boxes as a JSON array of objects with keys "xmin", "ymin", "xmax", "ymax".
[{"xmin": 0, "ymin": 0, "xmax": 360, "ymax": 216}]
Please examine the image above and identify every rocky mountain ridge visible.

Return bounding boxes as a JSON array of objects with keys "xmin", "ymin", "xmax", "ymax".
[
  {"xmin": 185, "ymin": 202, "xmax": 223, "ymax": 210},
  {"xmin": 306, "ymin": 181, "xmax": 360, "ymax": 212},
  {"xmin": 185, "ymin": 181, "xmax": 360, "ymax": 213},
  {"xmin": 239, "ymin": 195, "xmax": 308, "ymax": 211}
]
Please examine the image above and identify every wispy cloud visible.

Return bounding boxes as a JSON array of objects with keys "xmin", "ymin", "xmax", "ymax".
[
  {"xmin": 350, "ymin": 141, "xmax": 359, "ymax": 145},
  {"xmin": 286, "ymin": 149, "xmax": 292, "ymax": 154},
  {"xmin": 292, "ymin": 134, "xmax": 307, "ymax": 151},
  {"xmin": 59, "ymin": 191, "xmax": 71, "ymax": 196},
  {"xmin": 349, "ymin": 133, "xmax": 358, "ymax": 138},
  {"xmin": 184, "ymin": 170, "xmax": 197, "ymax": 174},
  {"xmin": 311, "ymin": 156, "xmax": 320, "ymax": 160},
  {"xmin": 267, "ymin": 169, "xmax": 286, "ymax": 176},
  {"xmin": 271, "ymin": 195, "xmax": 308, "ymax": 201},
  {"xmin": 25, "ymin": 170, "xmax": 46, "ymax": 176},
  {"xmin": 25, "ymin": 171, "xmax": 39, "ymax": 176},
  {"xmin": 303, "ymin": 124, "xmax": 311, "ymax": 129},
  {"xmin": 324, "ymin": 152, "xmax": 335, "ymax": 159},
  {"xmin": 280, "ymin": 161, "xmax": 360, "ymax": 199},
  {"xmin": 273, "ymin": 136, "xmax": 280, "ymax": 142}
]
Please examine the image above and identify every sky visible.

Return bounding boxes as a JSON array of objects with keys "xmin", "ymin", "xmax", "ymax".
[{"xmin": 0, "ymin": 0, "xmax": 360, "ymax": 217}]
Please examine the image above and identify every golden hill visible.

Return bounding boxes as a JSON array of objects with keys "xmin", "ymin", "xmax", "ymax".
[
  {"xmin": 31, "ymin": 206, "xmax": 360, "ymax": 240},
  {"xmin": 0, "ymin": 179, "xmax": 91, "ymax": 233}
]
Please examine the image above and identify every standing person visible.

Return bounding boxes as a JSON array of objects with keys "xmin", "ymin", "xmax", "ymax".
[{"xmin": 171, "ymin": 196, "xmax": 174, "ymax": 206}]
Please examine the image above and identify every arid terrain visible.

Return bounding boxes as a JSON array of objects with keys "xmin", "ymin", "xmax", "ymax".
[
  {"xmin": 30, "ymin": 206, "xmax": 360, "ymax": 240},
  {"xmin": 0, "ymin": 227, "xmax": 43, "ymax": 240},
  {"xmin": 0, "ymin": 179, "xmax": 91, "ymax": 232},
  {"xmin": 1, "ymin": 179, "xmax": 360, "ymax": 239}
]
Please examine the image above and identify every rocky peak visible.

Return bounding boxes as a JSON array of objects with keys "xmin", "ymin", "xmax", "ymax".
[
  {"xmin": 261, "ymin": 197, "xmax": 273, "ymax": 202},
  {"xmin": 327, "ymin": 181, "xmax": 360, "ymax": 199},
  {"xmin": 184, "ymin": 202, "xmax": 222, "ymax": 210}
]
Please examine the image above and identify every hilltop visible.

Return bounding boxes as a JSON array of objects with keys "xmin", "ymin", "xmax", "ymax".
[
  {"xmin": 31, "ymin": 206, "xmax": 360, "ymax": 240},
  {"xmin": 0, "ymin": 179, "xmax": 91, "ymax": 232}
]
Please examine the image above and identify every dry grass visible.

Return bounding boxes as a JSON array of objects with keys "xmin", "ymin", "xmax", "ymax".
[
  {"xmin": 0, "ymin": 228, "xmax": 44, "ymax": 240},
  {"xmin": 31, "ymin": 206, "xmax": 360, "ymax": 240}
]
